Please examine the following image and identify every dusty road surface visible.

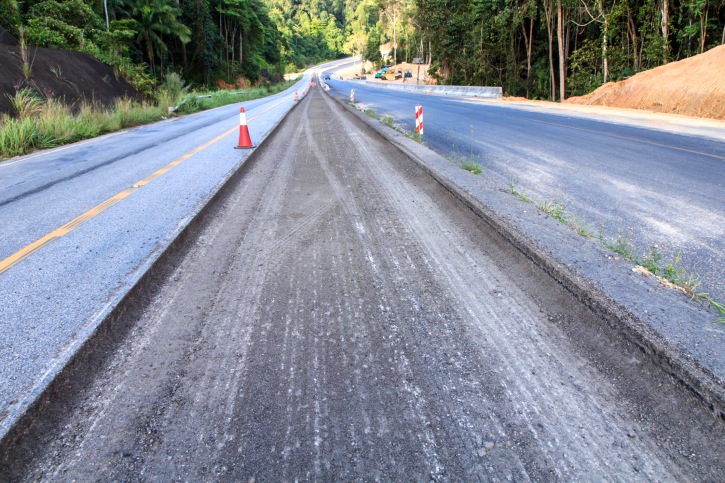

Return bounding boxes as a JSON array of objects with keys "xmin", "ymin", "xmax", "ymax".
[{"xmin": 3, "ymin": 87, "xmax": 723, "ymax": 480}]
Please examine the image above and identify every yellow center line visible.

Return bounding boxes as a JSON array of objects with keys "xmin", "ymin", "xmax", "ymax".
[
  {"xmin": 514, "ymin": 115, "xmax": 725, "ymax": 161},
  {"xmin": 0, "ymin": 98, "xmax": 290, "ymax": 274}
]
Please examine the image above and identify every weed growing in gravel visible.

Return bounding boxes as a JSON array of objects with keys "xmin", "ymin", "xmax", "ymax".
[
  {"xmin": 382, "ymin": 115, "xmax": 394, "ymax": 128},
  {"xmin": 507, "ymin": 183, "xmax": 532, "ymax": 203},
  {"xmin": 460, "ymin": 158, "xmax": 483, "ymax": 174},
  {"xmin": 640, "ymin": 245, "xmax": 663, "ymax": 275},
  {"xmin": 446, "ymin": 153, "xmax": 484, "ymax": 175},
  {"xmin": 603, "ymin": 233, "xmax": 636, "ymax": 259},
  {"xmin": 406, "ymin": 130, "xmax": 423, "ymax": 143},
  {"xmin": 537, "ymin": 200, "xmax": 567, "ymax": 223},
  {"xmin": 363, "ymin": 109, "xmax": 379, "ymax": 120},
  {"xmin": 569, "ymin": 213, "xmax": 595, "ymax": 237},
  {"xmin": 501, "ymin": 183, "xmax": 724, "ymax": 321}
]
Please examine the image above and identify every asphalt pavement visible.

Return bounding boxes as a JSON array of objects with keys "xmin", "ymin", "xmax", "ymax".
[
  {"xmin": 3, "ymin": 84, "xmax": 723, "ymax": 481},
  {"xmin": 324, "ymin": 77, "xmax": 725, "ymax": 304}
]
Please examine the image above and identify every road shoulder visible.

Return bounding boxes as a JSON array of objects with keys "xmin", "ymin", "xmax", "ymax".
[{"xmin": 324, "ymin": 86, "xmax": 725, "ymax": 420}]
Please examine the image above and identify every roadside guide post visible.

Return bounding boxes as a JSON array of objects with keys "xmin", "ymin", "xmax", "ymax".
[{"xmin": 415, "ymin": 105, "xmax": 423, "ymax": 136}]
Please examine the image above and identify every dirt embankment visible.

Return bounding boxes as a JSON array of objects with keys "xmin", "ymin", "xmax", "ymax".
[
  {"xmin": 0, "ymin": 27, "xmax": 141, "ymax": 116},
  {"xmin": 566, "ymin": 45, "xmax": 725, "ymax": 120}
]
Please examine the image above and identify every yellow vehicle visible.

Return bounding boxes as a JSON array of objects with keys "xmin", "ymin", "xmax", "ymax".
[{"xmin": 383, "ymin": 72, "xmax": 397, "ymax": 80}]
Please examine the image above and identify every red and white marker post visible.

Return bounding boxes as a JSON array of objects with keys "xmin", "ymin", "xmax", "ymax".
[
  {"xmin": 415, "ymin": 105, "xmax": 424, "ymax": 136},
  {"xmin": 234, "ymin": 107, "xmax": 255, "ymax": 149}
]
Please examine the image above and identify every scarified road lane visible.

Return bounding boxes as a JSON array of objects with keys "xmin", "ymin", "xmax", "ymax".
[{"xmin": 6, "ymin": 87, "xmax": 723, "ymax": 480}]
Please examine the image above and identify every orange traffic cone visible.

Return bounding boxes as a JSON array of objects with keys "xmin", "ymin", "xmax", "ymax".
[
  {"xmin": 234, "ymin": 107, "xmax": 255, "ymax": 149},
  {"xmin": 294, "ymin": 91, "xmax": 299, "ymax": 102}
]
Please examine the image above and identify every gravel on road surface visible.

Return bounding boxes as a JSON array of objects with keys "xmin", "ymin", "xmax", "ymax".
[{"xmin": 3, "ymin": 86, "xmax": 723, "ymax": 480}]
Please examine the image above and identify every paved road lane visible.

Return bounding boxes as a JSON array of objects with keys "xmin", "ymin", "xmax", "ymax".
[
  {"xmin": 325, "ymin": 78, "xmax": 725, "ymax": 303},
  {"xmin": 0, "ymin": 76, "xmax": 312, "ymax": 441},
  {"xmin": 5, "ymin": 84, "xmax": 723, "ymax": 480}
]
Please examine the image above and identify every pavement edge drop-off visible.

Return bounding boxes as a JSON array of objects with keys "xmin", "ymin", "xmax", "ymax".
[
  {"xmin": 323, "ymin": 85, "xmax": 725, "ymax": 424},
  {"xmin": 0, "ymin": 94, "xmax": 308, "ymax": 461}
]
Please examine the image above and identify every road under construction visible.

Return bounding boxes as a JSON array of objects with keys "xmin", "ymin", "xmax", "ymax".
[{"xmin": 1, "ymin": 82, "xmax": 723, "ymax": 480}]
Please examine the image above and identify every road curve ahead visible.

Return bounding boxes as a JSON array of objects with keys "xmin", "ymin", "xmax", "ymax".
[{"xmin": 4, "ymin": 86, "xmax": 723, "ymax": 480}]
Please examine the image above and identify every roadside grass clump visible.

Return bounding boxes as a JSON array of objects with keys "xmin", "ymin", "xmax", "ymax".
[
  {"xmin": 568, "ymin": 213, "xmax": 595, "ymax": 237},
  {"xmin": 507, "ymin": 183, "xmax": 532, "ymax": 203},
  {"xmin": 405, "ymin": 129, "xmax": 423, "ymax": 143},
  {"xmin": 500, "ymin": 184, "xmax": 725, "ymax": 321},
  {"xmin": 537, "ymin": 199, "xmax": 566, "ymax": 223},
  {"xmin": 460, "ymin": 158, "xmax": 483, "ymax": 174},
  {"xmin": 0, "ymin": 116, "xmax": 43, "ymax": 157},
  {"xmin": 446, "ymin": 152, "xmax": 483, "ymax": 174},
  {"xmin": 18, "ymin": 27, "xmax": 35, "ymax": 81},
  {"xmin": 639, "ymin": 245, "xmax": 663, "ymax": 275},
  {"xmin": 382, "ymin": 115, "xmax": 394, "ymax": 128},
  {"xmin": 0, "ymin": 80, "xmax": 294, "ymax": 160},
  {"xmin": 635, "ymin": 248, "xmax": 725, "ymax": 322},
  {"xmin": 9, "ymin": 88, "xmax": 44, "ymax": 120},
  {"xmin": 363, "ymin": 108, "xmax": 379, "ymax": 120},
  {"xmin": 603, "ymin": 232, "xmax": 636, "ymax": 259}
]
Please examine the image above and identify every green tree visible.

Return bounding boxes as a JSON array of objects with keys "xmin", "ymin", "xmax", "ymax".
[{"xmin": 127, "ymin": 0, "xmax": 191, "ymax": 75}]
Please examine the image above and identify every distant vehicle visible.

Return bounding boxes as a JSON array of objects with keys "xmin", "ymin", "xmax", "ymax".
[
  {"xmin": 374, "ymin": 72, "xmax": 383, "ymax": 78},
  {"xmin": 412, "ymin": 58, "xmax": 423, "ymax": 64},
  {"xmin": 404, "ymin": 70, "xmax": 412, "ymax": 78},
  {"xmin": 381, "ymin": 67, "xmax": 388, "ymax": 74},
  {"xmin": 323, "ymin": 75, "xmax": 330, "ymax": 80}
]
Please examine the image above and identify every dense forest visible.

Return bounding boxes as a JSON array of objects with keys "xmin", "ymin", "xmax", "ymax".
[{"xmin": 0, "ymin": 0, "xmax": 723, "ymax": 99}]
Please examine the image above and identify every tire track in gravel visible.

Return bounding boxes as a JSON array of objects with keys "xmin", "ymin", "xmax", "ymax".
[
  {"xmin": 8, "ymin": 87, "xmax": 724, "ymax": 481},
  {"xmin": 316, "ymin": 92, "xmax": 671, "ymax": 478}
]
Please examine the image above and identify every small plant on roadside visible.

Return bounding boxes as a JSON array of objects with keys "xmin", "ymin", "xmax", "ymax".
[
  {"xmin": 507, "ymin": 183, "xmax": 532, "ymax": 203},
  {"xmin": 460, "ymin": 158, "xmax": 483, "ymax": 174},
  {"xmin": 1, "ymin": 80, "xmax": 293, "ymax": 160},
  {"xmin": 8, "ymin": 88, "xmax": 44, "ymax": 120},
  {"xmin": 537, "ymin": 199, "xmax": 566, "ymax": 223},
  {"xmin": 640, "ymin": 245, "xmax": 663, "ymax": 275},
  {"xmin": 406, "ymin": 129, "xmax": 423, "ymax": 143},
  {"xmin": 603, "ymin": 232, "xmax": 635, "ymax": 259},
  {"xmin": 17, "ymin": 27, "xmax": 35, "ymax": 81},
  {"xmin": 363, "ymin": 108, "xmax": 379, "ymax": 120},
  {"xmin": 569, "ymin": 212, "xmax": 594, "ymax": 237},
  {"xmin": 382, "ymin": 115, "xmax": 394, "ymax": 127},
  {"xmin": 49, "ymin": 65, "xmax": 62, "ymax": 79}
]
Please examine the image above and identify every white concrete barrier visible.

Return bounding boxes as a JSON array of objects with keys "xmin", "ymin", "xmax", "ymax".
[{"xmin": 363, "ymin": 81, "xmax": 502, "ymax": 98}]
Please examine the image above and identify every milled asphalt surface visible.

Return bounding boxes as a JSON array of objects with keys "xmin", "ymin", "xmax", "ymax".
[
  {"xmin": 328, "ymin": 77, "xmax": 725, "ymax": 304},
  {"xmin": 2, "ymin": 82, "xmax": 723, "ymax": 480}
]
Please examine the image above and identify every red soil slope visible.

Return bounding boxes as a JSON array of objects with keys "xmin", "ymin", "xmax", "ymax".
[{"xmin": 566, "ymin": 45, "xmax": 725, "ymax": 120}]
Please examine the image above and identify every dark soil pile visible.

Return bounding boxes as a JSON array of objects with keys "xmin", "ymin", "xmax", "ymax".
[
  {"xmin": 0, "ymin": 27, "xmax": 141, "ymax": 116},
  {"xmin": 566, "ymin": 45, "xmax": 725, "ymax": 120}
]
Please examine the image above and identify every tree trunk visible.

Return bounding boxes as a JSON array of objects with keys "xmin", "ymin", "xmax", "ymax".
[
  {"xmin": 557, "ymin": 0, "xmax": 565, "ymax": 100},
  {"xmin": 544, "ymin": 0, "xmax": 556, "ymax": 101},
  {"xmin": 628, "ymin": 9, "xmax": 639, "ymax": 70},
  {"xmin": 661, "ymin": 0, "xmax": 669, "ymax": 63},
  {"xmin": 700, "ymin": 10, "xmax": 708, "ymax": 53},
  {"xmin": 521, "ymin": 17, "xmax": 533, "ymax": 97}
]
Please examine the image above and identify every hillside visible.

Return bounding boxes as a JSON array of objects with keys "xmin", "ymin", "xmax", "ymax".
[
  {"xmin": 566, "ymin": 45, "xmax": 725, "ymax": 120},
  {"xmin": 0, "ymin": 28, "xmax": 140, "ymax": 116}
]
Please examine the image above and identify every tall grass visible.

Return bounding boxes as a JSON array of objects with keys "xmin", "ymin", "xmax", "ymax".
[{"xmin": 0, "ymin": 79, "xmax": 295, "ymax": 161}]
